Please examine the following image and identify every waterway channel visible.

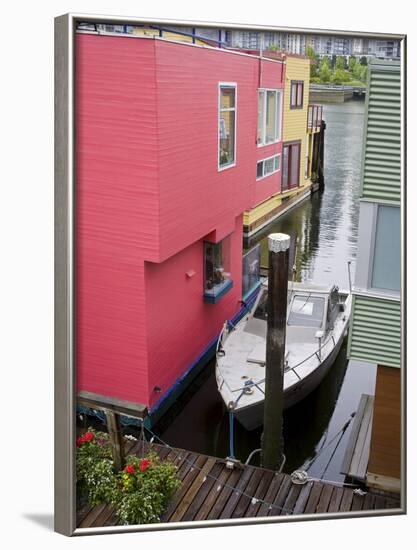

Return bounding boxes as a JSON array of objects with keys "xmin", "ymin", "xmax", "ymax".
[{"xmin": 157, "ymin": 100, "xmax": 376, "ymax": 483}]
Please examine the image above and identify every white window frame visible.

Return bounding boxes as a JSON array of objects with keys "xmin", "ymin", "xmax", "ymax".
[
  {"xmin": 256, "ymin": 154, "xmax": 281, "ymax": 181},
  {"xmin": 353, "ymin": 201, "xmax": 401, "ymax": 300},
  {"xmin": 257, "ymin": 88, "xmax": 283, "ymax": 147},
  {"xmin": 218, "ymin": 82, "xmax": 237, "ymax": 172}
]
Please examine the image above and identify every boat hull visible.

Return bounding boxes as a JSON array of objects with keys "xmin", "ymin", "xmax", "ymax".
[{"xmin": 233, "ymin": 330, "xmax": 347, "ymax": 431}]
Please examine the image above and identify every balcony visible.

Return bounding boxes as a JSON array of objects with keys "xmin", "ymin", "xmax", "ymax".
[{"xmin": 307, "ymin": 104, "xmax": 323, "ymax": 133}]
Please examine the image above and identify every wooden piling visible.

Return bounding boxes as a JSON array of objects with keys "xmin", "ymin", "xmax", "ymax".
[
  {"xmin": 105, "ymin": 410, "xmax": 125, "ymax": 471},
  {"xmin": 262, "ymin": 233, "xmax": 290, "ymax": 471}
]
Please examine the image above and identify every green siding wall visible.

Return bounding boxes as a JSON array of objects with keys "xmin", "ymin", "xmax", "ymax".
[
  {"xmin": 348, "ymin": 295, "xmax": 401, "ymax": 368},
  {"xmin": 361, "ymin": 59, "xmax": 401, "ymax": 204}
]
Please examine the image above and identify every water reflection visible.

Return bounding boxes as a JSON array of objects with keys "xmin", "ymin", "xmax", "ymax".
[{"xmin": 157, "ymin": 101, "xmax": 377, "ymax": 482}]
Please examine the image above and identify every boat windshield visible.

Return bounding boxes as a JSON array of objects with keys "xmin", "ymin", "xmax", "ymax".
[
  {"xmin": 288, "ymin": 295, "xmax": 325, "ymax": 328},
  {"xmin": 253, "ymin": 290, "xmax": 268, "ymax": 321}
]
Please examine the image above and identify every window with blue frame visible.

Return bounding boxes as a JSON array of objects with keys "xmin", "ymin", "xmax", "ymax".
[{"xmin": 204, "ymin": 237, "xmax": 233, "ymax": 303}]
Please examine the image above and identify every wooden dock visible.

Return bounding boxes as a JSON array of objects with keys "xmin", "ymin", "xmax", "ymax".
[
  {"xmin": 341, "ymin": 394, "xmax": 374, "ymax": 481},
  {"xmin": 77, "ymin": 439, "xmax": 400, "ymax": 528}
]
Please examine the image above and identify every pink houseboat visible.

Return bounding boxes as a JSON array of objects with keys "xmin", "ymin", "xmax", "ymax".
[{"xmin": 76, "ymin": 31, "xmax": 285, "ymax": 424}]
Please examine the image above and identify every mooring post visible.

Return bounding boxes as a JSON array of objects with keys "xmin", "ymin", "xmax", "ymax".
[
  {"xmin": 261, "ymin": 233, "xmax": 290, "ymax": 471},
  {"xmin": 105, "ymin": 410, "xmax": 125, "ymax": 471}
]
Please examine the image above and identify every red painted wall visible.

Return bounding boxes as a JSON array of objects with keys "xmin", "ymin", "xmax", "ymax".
[
  {"xmin": 145, "ymin": 215, "xmax": 243, "ymax": 407},
  {"xmin": 76, "ymin": 35, "xmax": 160, "ymax": 403},
  {"xmin": 76, "ymin": 34, "xmax": 285, "ymax": 408}
]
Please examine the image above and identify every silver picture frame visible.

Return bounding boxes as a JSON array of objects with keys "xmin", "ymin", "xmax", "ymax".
[{"xmin": 55, "ymin": 12, "xmax": 406, "ymax": 536}]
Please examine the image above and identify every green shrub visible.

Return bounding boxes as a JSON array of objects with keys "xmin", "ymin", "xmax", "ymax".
[
  {"xmin": 76, "ymin": 429, "xmax": 116, "ymax": 505},
  {"xmin": 76, "ymin": 429, "xmax": 181, "ymax": 524},
  {"xmin": 112, "ymin": 453, "xmax": 181, "ymax": 525}
]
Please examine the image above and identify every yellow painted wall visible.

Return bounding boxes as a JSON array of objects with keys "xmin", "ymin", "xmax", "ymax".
[{"xmin": 283, "ymin": 56, "xmax": 311, "ymax": 189}]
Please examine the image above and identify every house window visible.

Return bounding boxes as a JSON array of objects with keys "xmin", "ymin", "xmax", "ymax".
[
  {"xmin": 219, "ymin": 85, "xmax": 236, "ymax": 169},
  {"xmin": 256, "ymin": 154, "xmax": 281, "ymax": 180},
  {"xmin": 282, "ymin": 142, "xmax": 301, "ymax": 191},
  {"xmin": 257, "ymin": 89, "xmax": 282, "ymax": 146},
  {"xmin": 371, "ymin": 205, "xmax": 400, "ymax": 292},
  {"xmin": 290, "ymin": 81, "xmax": 304, "ymax": 109},
  {"xmin": 204, "ymin": 237, "xmax": 233, "ymax": 303}
]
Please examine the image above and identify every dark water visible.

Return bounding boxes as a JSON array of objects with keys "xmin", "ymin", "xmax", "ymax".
[{"xmin": 157, "ymin": 101, "xmax": 377, "ymax": 482}]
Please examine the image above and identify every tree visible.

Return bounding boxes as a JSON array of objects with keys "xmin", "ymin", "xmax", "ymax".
[
  {"xmin": 330, "ymin": 54, "xmax": 337, "ymax": 69},
  {"xmin": 319, "ymin": 58, "xmax": 331, "ymax": 83},
  {"xmin": 360, "ymin": 56, "xmax": 368, "ymax": 66},
  {"xmin": 331, "ymin": 69, "xmax": 350, "ymax": 85},
  {"xmin": 306, "ymin": 46, "xmax": 319, "ymax": 78},
  {"xmin": 353, "ymin": 63, "xmax": 363, "ymax": 81},
  {"xmin": 359, "ymin": 65, "xmax": 368, "ymax": 82},
  {"xmin": 335, "ymin": 56, "xmax": 346, "ymax": 71},
  {"xmin": 348, "ymin": 55, "xmax": 357, "ymax": 73}
]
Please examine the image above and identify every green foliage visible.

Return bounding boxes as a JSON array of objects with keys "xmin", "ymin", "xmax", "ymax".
[
  {"xmin": 306, "ymin": 46, "xmax": 319, "ymax": 78},
  {"xmin": 76, "ymin": 429, "xmax": 116, "ymax": 505},
  {"xmin": 315, "ymin": 53, "xmax": 367, "ymax": 85},
  {"xmin": 319, "ymin": 58, "xmax": 331, "ymax": 83},
  {"xmin": 331, "ymin": 69, "xmax": 350, "ymax": 85},
  {"xmin": 268, "ymin": 44, "xmax": 281, "ymax": 52},
  {"xmin": 360, "ymin": 56, "xmax": 368, "ymax": 66},
  {"xmin": 76, "ymin": 430, "xmax": 181, "ymax": 525},
  {"xmin": 348, "ymin": 56, "xmax": 357, "ymax": 72},
  {"xmin": 113, "ymin": 453, "xmax": 181, "ymax": 525},
  {"xmin": 335, "ymin": 56, "xmax": 346, "ymax": 71}
]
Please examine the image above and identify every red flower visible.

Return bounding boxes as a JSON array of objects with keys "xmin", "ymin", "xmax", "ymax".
[
  {"xmin": 139, "ymin": 459, "xmax": 151, "ymax": 472},
  {"xmin": 76, "ymin": 437, "xmax": 84, "ymax": 447},
  {"xmin": 83, "ymin": 432, "xmax": 94, "ymax": 442},
  {"xmin": 125, "ymin": 464, "xmax": 135, "ymax": 474}
]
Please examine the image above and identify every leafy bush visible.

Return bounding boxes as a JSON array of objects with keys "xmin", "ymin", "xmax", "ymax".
[
  {"xmin": 76, "ymin": 429, "xmax": 116, "ymax": 505},
  {"xmin": 112, "ymin": 453, "xmax": 181, "ymax": 525},
  {"xmin": 76, "ymin": 429, "xmax": 181, "ymax": 524}
]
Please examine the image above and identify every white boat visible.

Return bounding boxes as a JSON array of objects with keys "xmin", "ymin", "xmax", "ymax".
[{"xmin": 215, "ymin": 281, "xmax": 352, "ymax": 431}]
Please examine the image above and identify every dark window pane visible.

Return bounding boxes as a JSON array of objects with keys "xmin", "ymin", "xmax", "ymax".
[{"xmin": 257, "ymin": 161, "xmax": 264, "ymax": 178}]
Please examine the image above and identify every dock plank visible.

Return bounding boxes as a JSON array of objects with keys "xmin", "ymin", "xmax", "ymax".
[
  {"xmin": 270, "ymin": 475, "xmax": 293, "ymax": 516},
  {"xmin": 75, "ymin": 443, "xmax": 401, "ymax": 528},
  {"xmin": 256, "ymin": 473, "xmax": 285, "ymax": 517},
  {"xmin": 231, "ymin": 468, "xmax": 265, "ymax": 518},
  {"xmin": 339, "ymin": 489, "xmax": 355, "ymax": 512},
  {"xmin": 304, "ymin": 482, "xmax": 324, "ymax": 514},
  {"xmin": 341, "ymin": 395, "xmax": 368, "ymax": 475},
  {"xmin": 316, "ymin": 483, "xmax": 334, "ymax": 514},
  {"xmin": 328, "ymin": 486, "xmax": 344, "ymax": 513},
  {"xmin": 161, "ymin": 454, "xmax": 207, "ymax": 522},
  {"xmin": 79, "ymin": 503, "xmax": 108, "ymax": 528},
  {"xmin": 169, "ymin": 458, "xmax": 217, "ymax": 522},
  {"xmin": 203, "ymin": 467, "xmax": 241, "ymax": 521},
  {"xmin": 362, "ymin": 492, "xmax": 375, "ymax": 510},
  {"xmin": 351, "ymin": 492, "xmax": 365, "ymax": 511},
  {"xmin": 219, "ymin": 467, "xmax": 255, "ymax": 519},
  {"xmin": 281, "ymin": 483, "xmax": 302, "ymax": 516},
  {"xmin": 244, "ymin": 470, "xmax": 275, "ymax": 518},
  {"xmin": 293, "ymin": 481, "xmax": 314, "ymax": 515},
  {"xmin": 350, "ymin": 397, "xmax": 373, "ymax": 480},
  {"xmin": 181, "ymin": 462, "xmax": 225, "ymax": 522}
]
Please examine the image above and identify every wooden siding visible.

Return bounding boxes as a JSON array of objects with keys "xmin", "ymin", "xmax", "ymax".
[
  {"xmin": 76, "ymin": 35, "xmax": 159, "ymax": 403},
  {"xmin": 145, "ymin": 216, "xmax": 244, "ymax": 408},
  {"xmin": 361, "ymin": 59, "xmax": 401, "ymax": 204},
  {"xmin": 155, "ymin": 40, "xmax": 284, "ymax": 261},
  {"xmin": 76, "ymin": 35, "xmax": 286, "ymax": 408},
  {"xmin": 283, "ymin": 56, "xmax": 310, "ymax": 189},
  {"xmin": 367, "ymin": 366, "xmax": 401, "ymax": 487},
  {"xmin": 348, "ymin": 295, "xmax": 401, "ymax": 368}
]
